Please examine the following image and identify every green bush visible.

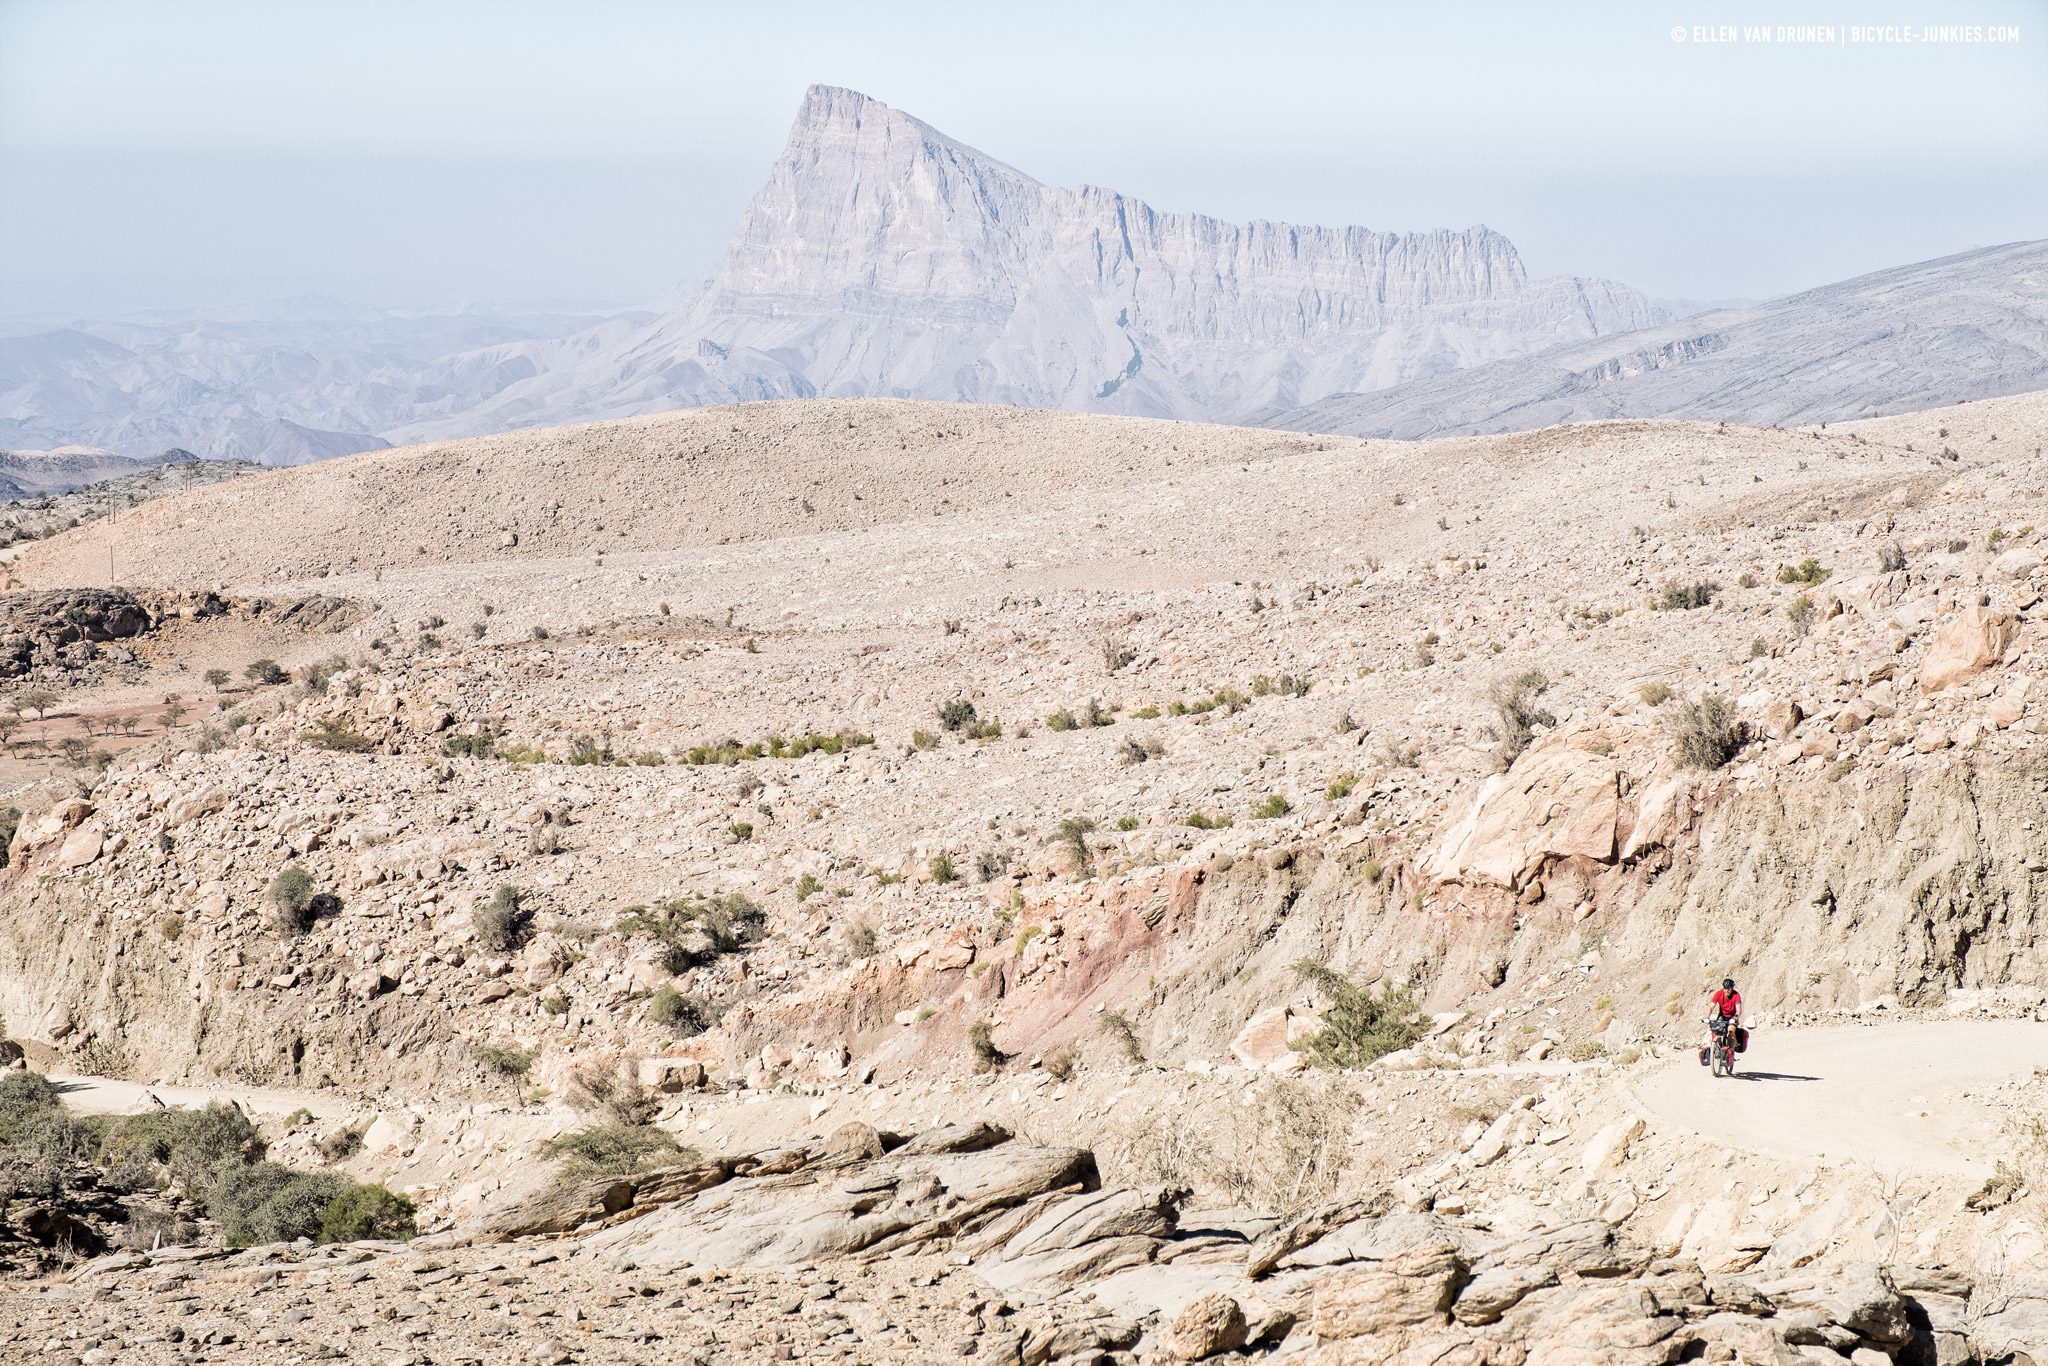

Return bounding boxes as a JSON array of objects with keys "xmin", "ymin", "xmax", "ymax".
[
  {"xmin": 929, "ymin": 853, "xmax": 958, "ymax": 884},
  {"xmin": 442, "ymin": 732, "xmax": 497, "ymax": 759},
  {"xmin": 1653, "ymin": 581, "xmax": 1717, "ymax": 611},
  {"xmin": 541, "ymin": 1124, "xmax": 690, "ymax": 1180},
  {"xmin": 1250, "ymin": 794, "xmax": 1292, "ymax": 820},
  {"xmin": 244, "ymin": 659, "xmax": 288, "ymax": 686},
  {"xmin": 647, "ymin": 986, "xmax": 712, "ymax": 1037},
  {"xmin": 1184, "ymin": 810, "xmax": 1232, "ymax": 830},
  {"xmin": 473, "ymin": 1044, "xmax": 532, "ymax": 1083},
  {"xmin": 968, "ymin": 1020, "xmax": 1006, "ymax": 1073},
  {"xmin": 304, "ymin": 717, "xmax": 375, "ymax": 752},
  {"xmin": 270, "ymin": 865, "xmax": 319, "ymax": 933},
  {"xmin": 938, "ymin": 699, "xmax": 978, "ymax": 732},
  {"xmin": 208, "ymin": 1160, "xmax": 345, "ymax": 1247},
  {"xmin": 317, "ymin": 1182, "xmax": 416, "ymax": 1243},
  {"xmin": 1490, "ymin": 669, "xmax": 1555, "ymax": 771},
  {"xmin": 1775, "ymin": 558, "xmax": 1831, "ymax": 585},
  {"xmin": 475, "ymin": 885, "xmax": 533, "ymax": 951},
  {"xmin": 1667, "ymin": 693, "xmax": 1746, "ymax": 770},
  {"xmin": 1055, "ymin": 816, "xmax": 1096, "ymax": 873},
  {"xmin": 96, "ymin": 1102, "xmax": 264, "ymax": 1198},
  {"xmin": 1290, "ymin": 961, "xmax": 1426, "ymax": 1068},
  {"xmin": 618, "ymin": 893, "xmax": 764, "ymax": 973}
]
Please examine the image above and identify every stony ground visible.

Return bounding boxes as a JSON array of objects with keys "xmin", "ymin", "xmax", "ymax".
[{"xmin": 0, "ymin": 394, "xmax": 2044, "ymax": 1362}]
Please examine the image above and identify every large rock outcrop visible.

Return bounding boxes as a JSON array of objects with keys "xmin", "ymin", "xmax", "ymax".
[{"xmin": 396, "ymin": 86, "xmax": 1661, "ymax": 439}]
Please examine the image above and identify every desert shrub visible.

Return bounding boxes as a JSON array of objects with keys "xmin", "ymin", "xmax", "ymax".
[
  {"xmin": 938, "ymin": 699, "xmax": 978, "ymax": 732},
  {"xmin": 0, "ymin": 1072, "xmax": 73, "ymax": 1156},
  {"xmin": 1736, "ymin": 570, "xmax": 1759, "ymax": 588},
  {"xmin": 301, "ymin": 655, "xmax": 348, "ymax": 695},
  {"xmin": 442, "ymin": 732, "xmax": 496, "ymax": 759},
  {"xmin": 647, "ymin": 985, "xmax": 713, "ymax": 1037},
  {"xmin": 1877, "ymin": 541, "xmax": 1907, "ymax": 572},
  {"xmin": 911, "ymin": 729, "xmax": 938, "ymax": 750},
  {"xmin": 1325, "ymin": 773, "xmax": 1359, "ymax": 800},
  {"xmin": 1291, "ymin": 961, "xmax": 1426, "ymax": 1068},
  {"xmin": 1099, "ymin": 1010, "xmax": 1143, "ymax": 1064},
  {"xmin": 1045, "ymin": 708, "xmax": 1078, "ymax": 732},
  {"xmin": 316, "ymin": 1127, "xmax": 364, "ymax": 1162},
  {"xmin": 566, "ymin": 734, "xmax": 613, "ymax": 765},
  {"xmin": 473, "ymin": 1044, "xmax": 532, "ymax": 1084},
  {"xmin": 1654, "ymin": 581, "xmax": 1717, "ymax": 611},
  {"xmin": 1490, "ymin": 669, "xmax": 1555, "ymax": 771},
  {"xmin": 1184, "ymin": 810, "xmax": 1232, "ymax": 830},
  {"xmin": 270, "ymin": 864, "xmax": 320, "ymax": 934},
  {"xmin": 475, "ymin": 885, "xmax": 533, "ymax": 951},
  {"xmin": 1055, "ymin": 816, "xmax": 1096, "ymax": 873},
  {"xmin": 1786, "ymin": 594, "xmax": 1817, "ymax": 635},
  {"xmin": 727, "ymin": 821, "xmax": 754, "ymax": 842},
  {"xmin": 542, "ymin": 1124, "xmax": 690, "ymax": 1180},
  {"xmin": 107, "ymin": 1097, "xmax": 268, "ymax": 1196},
  {"xmin": 1776, "ymin": 558, "xmax": 1831, "ymax": 585},
  {"xmin": 1101, "ymin": 633, "xmax": 1137, "ymax": 673},
  {"xmin": 203, "ymin": 668, "xmax": 230, "ymax": 691},
  {"xmin": 1114, "ymin": 815, "xmax": 1139, "ymax": 831},
  {"xmin": 968, "ymin": 1020, "xmax": 1006, "ymax": 1073},
  {"xmin": 762, "ymin": 731, "xmax": 874, "ymax": 759},
  {"xmin": 540, "ymin": 993, "xmax": 569, "ymax": 1016},
  {"xmin": 965, "ymin": 717, "xmax": 1004, "ymax": 741},
  {"xmin": 846, "ymin": 922, "xmax": 878, "ymax": 957},
  {"xmin": 1380, "ymin": 738, "xmax": 1421, "ymax": 769},
  {"xmin": 1638, "ymin": 682, "xmax": 1673, "ymax": 706},
  {"xmin": 1251, "ymin": 794, "xmax": 1292, "ymax": 820},
  {"xmin": 1666, "ymin": 693, "xmax": 1746, "ymax": 770},
  {"xmin": 205, "ymin": 1160, "xmax": 336, "ymax": 1244},
  {"xmin": 928, "ymin": 853, "xmax": 957, "ymax": 884},
  {"xmin": 244, "ymin": 659, "xmax": 288, "ymax": 686},
  {"xmin": 304, "ymin": 717, "xmax": 375, "ymax": 752},
  {"xmin": 1044, "ymin": 1048, "xmax": 1078, "ymax": 1082},
  {"xmin": 794, "ymin": 873, "xmax": 821, "ymax": 900},
  {"xmin": 317, "ymin": 1182, "xmax": 415, "ymax": 1242},
  {"xmin": 618, "ymin": 893, "xmax": 764, "ymax": 972}
]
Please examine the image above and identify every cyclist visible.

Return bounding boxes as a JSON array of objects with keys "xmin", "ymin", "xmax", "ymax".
[{"xmin": 1700, "ymin": 978, "xmax": 1743, "ymax": 1067}]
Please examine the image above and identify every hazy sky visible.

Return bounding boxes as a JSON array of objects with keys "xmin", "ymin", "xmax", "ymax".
[{"xmin": 3, "ymin": 0, "xmax": 2043, "ymax": 318}]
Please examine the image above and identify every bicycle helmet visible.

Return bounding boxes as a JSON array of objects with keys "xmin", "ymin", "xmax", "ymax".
[{"xmin": 1722, "ymin": 978, "xmax": 1735, "ymax": 991}]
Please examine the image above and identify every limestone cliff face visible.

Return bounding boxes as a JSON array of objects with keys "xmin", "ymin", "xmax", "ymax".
[
  {"xmin": 682, "ymin": 86, "xmax": 1662, "ymax": 419},
  {"xmin": 431, "ymin": 85, "xmax": 1661, "ymax": 434}
]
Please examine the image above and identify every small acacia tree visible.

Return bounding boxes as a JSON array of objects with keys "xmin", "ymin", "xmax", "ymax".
[{"xmin": 1291, "ymin": 960, "xmax": 1426, "ymax": 1069}]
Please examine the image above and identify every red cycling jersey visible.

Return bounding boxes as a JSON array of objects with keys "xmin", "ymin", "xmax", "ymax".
[{"xmin": 1711, "ymin": 988, "xmax": 1741, "ymax": 1018}]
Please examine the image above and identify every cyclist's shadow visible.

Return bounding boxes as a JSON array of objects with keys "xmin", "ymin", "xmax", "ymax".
[{"xmin": 1727, "ymin": 1070, "xmax": 1822, "ymax": 1082}]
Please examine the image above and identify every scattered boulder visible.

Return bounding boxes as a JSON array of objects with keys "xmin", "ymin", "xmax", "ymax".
[
  {"xmin": 1918, "ymin": 604, "xmax": 2017, "ymax": 691},
  {"xmin": 1163, "ymin": 1293, "xmax": 1248, "ymax": 1360}
]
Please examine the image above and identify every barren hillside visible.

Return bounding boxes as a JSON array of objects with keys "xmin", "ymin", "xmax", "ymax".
[{"xmin": 1, "ymin": 391, "xmax": 2043, "ymax": 1362}]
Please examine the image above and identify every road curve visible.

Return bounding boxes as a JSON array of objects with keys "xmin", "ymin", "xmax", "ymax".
[{"xmin": 1633, "ymin": 1019, "xmax": 2048, "ymax": 1179}]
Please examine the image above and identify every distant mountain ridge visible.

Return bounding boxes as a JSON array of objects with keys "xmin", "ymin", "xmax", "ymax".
[
  {"xmin": 388, "ymin": 85, "xmax": 1663, "ymax": 439},
  {"xmin": 4, "ymin": 85, "xmax": 2042, "ymax": 466},
  {"xmin": 1266, "ymin": 240, "xmax": 2048, "ymax": 437}
]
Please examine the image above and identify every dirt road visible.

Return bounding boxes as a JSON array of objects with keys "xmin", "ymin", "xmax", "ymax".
[
  {"xmin": 46, "ymin": 1072, "xmax": 352, "ymax": 1121},
  {"xmin": 1634, "ymin": 1019, "xmax": 2048, "ymax": 1178}
]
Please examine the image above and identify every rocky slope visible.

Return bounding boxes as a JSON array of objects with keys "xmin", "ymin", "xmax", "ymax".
[
  {"xmin": 0, "ymin": 391, "xmax": 2044, "ymax": 1361},
  {"xmin": 1271, "ymin": 239, "xmax": 2048, "ymax": 437}
]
